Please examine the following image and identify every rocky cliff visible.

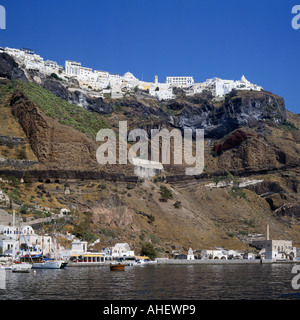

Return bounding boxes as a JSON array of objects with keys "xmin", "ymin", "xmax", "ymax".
[
  {"xmin": 172, "ymin": 90, "xmax": 287, "ymax": 138},
  {"xmin": 0, "ymin": 53, "xmax": 299, "ymax": 254},
  {"xmin": 42, "ymin": 79, "xmax": 113, "ymax": 115},
  {"xmin": 0, "ymin": 53, "xmax": 28, "ymax": 81}
]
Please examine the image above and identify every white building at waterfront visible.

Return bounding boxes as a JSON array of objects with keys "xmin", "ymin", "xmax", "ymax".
[
  {"xmin": 252, "ymin": 239, "xmax": 296, "ymax": 260},
  {"xmin": 251, "ymin": 225, "xmax": 296, "ymax": 261},
  {"xmin": 187, "ymin": 248, "xmax": 195, "ymax": 260},
  {"xmin": 201, "ymin": 249, "xmax": 228, "ymax": 260},
  {"xmin": 111, "ymin": 243, "xmax": 135, "ymax": 258},
  {"xmin": 0, "ymin": 224, "xmax": 53, "ymax": 257}
]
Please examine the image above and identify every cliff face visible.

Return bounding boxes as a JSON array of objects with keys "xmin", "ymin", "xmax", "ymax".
[
  {"xmin": 0, "ymin": 53, "xmax": 28, "ymax": 81},
  {"xmin": 7, "ymin": 88, "xmax": 134, "ymax": 178},
  {"xmin": 0, "ymin": 53, "xmax": 299, "ymax": 253},
  {"xmin": 211, "ymin": 126, "xmax": 300, "ymax": 174},
  {"xmin": 2, "ymin": 79, "xmax": 299, "ymax": 178},
  {"xmin": 42, "ymin": 79, "xmax": 113, "ymax": 114},
  {"xmin": 10, "ymin": 90, "xmax": 99, "ymax": 170},
  {"xmin": 172, "ymin": 90, "xmax": 287, "ymax": 139}
]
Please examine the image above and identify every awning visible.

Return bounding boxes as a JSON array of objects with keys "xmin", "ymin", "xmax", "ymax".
[
  {"xmin": 22, "ymin": 254, "xmax": 41, "ymax": 258},
  {"xmin": 135, "ymin": 256, "xmax": 150, "ymax": 260},
  {"xmin": 83, "ymin": 254, "xmax": 103, "ymax": 258}
]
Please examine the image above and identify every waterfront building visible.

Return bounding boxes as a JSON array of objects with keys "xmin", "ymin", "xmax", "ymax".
[
  {"xmin": 111, "ymin": 243, "xmax": 135, "ymax": 258},
  {"xmin": 67, "ymin": 241, "xmax": 136, "ymax": 264},
  {"xmin": 187, "ymin": 248, "xmax": 195, "ymax": 260},
  {"xmin": 251, "ymin": 225, "xmax": 296, "ymax": 260},
  {"xmin": 201, "ymin": 249, "xmax": 228, "ymax": 260},
  {"xmin": 0, "ymin": 224, "xmax": 52, "ymax": 257},
  {"xmin": 174, "ymin": 253, "xmax": 187, "ymax": 259},
  {"xmin": 252, "ymin": 239, "xmax": 296, "ymax": 260},
  {"xmin": 68, "ymin": 240, "xmax": 105, "ymax": 264},
  {"xmin": 71, "ymin": 240, "xmax": 88, "ymax": 253},
  {"xmin": 243, "ymin": 252, "xmax": 256, "ymax": 260}
]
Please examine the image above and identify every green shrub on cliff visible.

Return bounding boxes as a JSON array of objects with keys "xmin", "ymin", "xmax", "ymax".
[
  {"xmin": 159, "ymin": 185, "xmax": 173, "ymax": 202},
  {"xmin": 15, "ymin": 81, "xmax": 110, "ymax": 138}
]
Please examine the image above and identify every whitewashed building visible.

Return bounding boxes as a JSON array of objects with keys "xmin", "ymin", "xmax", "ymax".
[
  {"xmin": 252, "ymin": 239, "xmax": 296, "ymax": 260},
  {"xmin": 201, "ymin": 249, "xmax": 228, "ymax": 260},
  {"xmin": 3, "ymin": 45, "xmax": 264, "ymax": 101},
  {"xmin": 149, "ymin": 81, "xmax": 174, "ymax": 101},
  {"xmin": 0, "ymin": 224, "xmax": 52, "ymax": 256},
  {"xmin": 41, "ymin": 60, "xmax": 60, "ymax": 75},
  {"xmin": 166, "ymin": 76, "xmax": 194, "ymax": 87},
  {"xmin": 71, "ymin": 240, "xmax": 88, "ymax": 253},
  {"xmin": 111, "ymin": 243, "xmax": 135, "ymax": 258},
  {"xmin": 122, "ymin": 72, "xmax": 140, "ymax": 89},
  {"xmin": 187, "ymin": 248, "xmax": 195, "ymax": 260},
  {"xmin": 205, "ymin": 76, "xmax": 263, "ymax": 97},
  {"xmin": 65, "ymin": 60, "xmax": 81, "ymax": 76}
]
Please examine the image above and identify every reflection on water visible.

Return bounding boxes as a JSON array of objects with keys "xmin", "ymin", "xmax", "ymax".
[{"xmin": 0, "ymin": 263, "xmax": 299, "ymax": 300}]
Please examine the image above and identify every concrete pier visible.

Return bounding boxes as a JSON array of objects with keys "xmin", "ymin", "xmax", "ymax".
[
  {"xmin": 66, "ymin": 259, "xmax": 298, "ymax": 267},
  {"xmin": 156, "ymin": 258, "xmax": 297, "ymax": 265}
]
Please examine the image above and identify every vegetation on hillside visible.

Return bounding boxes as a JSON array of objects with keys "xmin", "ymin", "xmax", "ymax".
[
  {"xmin": 1, "ymin": 80, "xmax": 110, "ymax": 139},
  {"xmin": 17, "ymin": 81, "xmax": 111, "ymax": 138}
]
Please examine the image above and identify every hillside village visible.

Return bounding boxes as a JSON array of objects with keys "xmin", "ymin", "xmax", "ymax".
[
  {"xmin": 1, "ymin": 46, "xmax": 263, "ymax": 101},
  {"xmin": 0, "ymin": 45, "xmax": 299, "ymax": 266}
]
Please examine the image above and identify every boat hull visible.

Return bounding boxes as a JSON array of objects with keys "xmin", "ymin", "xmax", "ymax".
[
  {"xmin": 12, "ymin": 263, "xmax": 32, "ymax": 273},
  {"xmin": 32, "ymin": 260, "xmax": 66, "ymax": 269},
  {"xmin": 110, "ymin": 264, "xmax": 126, "ymax": 271},
  {"xmin": 0, "ymin": 265, "xmax": 12, "ymax": 270}
]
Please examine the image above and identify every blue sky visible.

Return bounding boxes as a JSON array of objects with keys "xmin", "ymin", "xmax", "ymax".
[{"xmin": 0, "ymin": 0, "xmax": 299, "ymax": 113}]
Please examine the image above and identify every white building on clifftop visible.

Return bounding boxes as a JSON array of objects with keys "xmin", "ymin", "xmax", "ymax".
[
  {"xmin": 166, "ymin": 76, "xmax": 194, "ymax": 87},
  {"xmin": 2, "ymin": 45, "xmax": 264, "ymax": 100},
  {"xmin": 203, "ymin": 75, "xmax": 263, "ymax": 97}
]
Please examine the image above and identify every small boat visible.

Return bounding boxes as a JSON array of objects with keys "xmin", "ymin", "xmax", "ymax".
[
  {"xmin": 110, "ymin": 263, "xmax": 126, "ymax": 271},
  {"xmin": 32, "ymin": 260, "xmax": 67, "ymax": 269},
  {"xmin": 32, "ymin": 213, "xmax": 67, "ymax": 270},
  {"xmin": 12, "ymin": 263, "xmax": 32, "ymax": 273},
  {"xmin": 0, "ymin": 265, "xmax": 12, "ymax": 271},
  {"xmin": 135, "ymin": 256, "xmax": 157, "ymax": 265}
]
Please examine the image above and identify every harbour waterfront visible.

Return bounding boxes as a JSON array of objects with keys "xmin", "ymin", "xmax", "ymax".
[{"xmin": 0, "ymin": 263, "xmax": 299, "ymax": 300}]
